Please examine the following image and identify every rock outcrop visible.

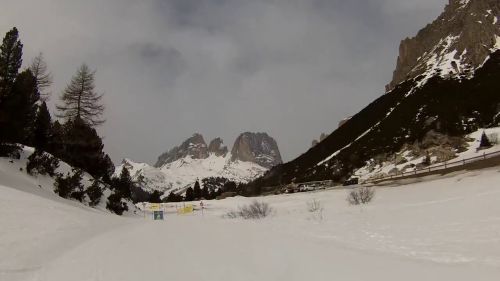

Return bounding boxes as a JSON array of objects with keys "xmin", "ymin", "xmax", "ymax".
[
  {"xmin": 154, "ymin": 133, "xmax": 208, "ymax": 167},
  {"xmin": 386, "ymin": 0, "xmax": 500, "ymax": 91},
  {"xmin": 230, "ymin": 132, "xmax": 282, "ymax": 168},
  {"xmin": 155, "ymin": 132, "xmax": 282, "ymax": 169},
  {"xmin": 311, "ymin": 133, "xmax": 330, "ymax": 148},
  {"xmin": 208, "ymin": 138, "xmax": 228, "ymax": 157}
]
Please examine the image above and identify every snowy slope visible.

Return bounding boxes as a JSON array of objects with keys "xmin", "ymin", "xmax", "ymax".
[
  {"xmin": 0, "ymin": 146, "xmax": 136, "ymax": 214},
  {"xmin": 0, "ymin": 148, "xmax": 137, "ymax": 281},
  {"xmin": 3, "ymin": 164, "xmax": 500, "ymax": 280},
  {"xmin": 116, "ymin": 153, "xmax": 267, "ymax": 193},
  {"xmin": 354, "ymin": 126, "xmax": 500, "ymax": 181},
  {"xmin": 0, "ymin": 147, "xmax": 108, "ymax": 207}
]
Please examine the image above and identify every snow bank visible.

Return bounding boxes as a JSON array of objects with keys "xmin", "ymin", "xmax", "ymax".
[{"xmin": 2, "ymin": 152, "xmax": 500, "ymax": 280}]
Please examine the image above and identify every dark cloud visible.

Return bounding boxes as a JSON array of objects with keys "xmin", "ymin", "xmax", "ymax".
[{"xmin": 0, "ymin": 0, "xmax": 446, "ymax": 164}]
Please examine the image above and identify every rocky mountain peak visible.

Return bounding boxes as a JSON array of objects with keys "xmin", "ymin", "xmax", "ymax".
[
  {"xmin": 386, "ymin": 0, "xmax": 500, "ymax": 91},
  {"xmin": 230, "ymin": 132, "xmax": 282, "ymax": 168},
  {"xmin": 121, "ymin": 158, "xmax": 135, "ymax": 171},
  {"xmin": 208, "ymin": 137, "xmax": 228, "ymax": 157},
  {"xmin": 311, "ymin": 133, "xmax": 330, "ymax": 148},
  {"xmin": 154, "ymin": 133, "xmax": 209, "ymax": 167}
]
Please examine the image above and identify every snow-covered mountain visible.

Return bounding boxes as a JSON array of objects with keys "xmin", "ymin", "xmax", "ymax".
[
  {"xmin": 248, "ymin": 0, "xmax": 500, "ymax": 189},
  {"xmin": 116, "ymin": 132, "xmax": 282, "ymax": 193},
  {"xmin": 387, "ymin": 0, "xmax": 500, "ymax": 91}
]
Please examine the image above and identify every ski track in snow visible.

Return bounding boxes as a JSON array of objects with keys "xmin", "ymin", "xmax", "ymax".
[{"xmin": 2, "ymin": 154, "xmax": 500, "ymax": 280}]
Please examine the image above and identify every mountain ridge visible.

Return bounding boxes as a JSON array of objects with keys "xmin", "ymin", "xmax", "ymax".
[{"xmin": 387, "ymin": 0, "xmax": 500, "ymax": 91}]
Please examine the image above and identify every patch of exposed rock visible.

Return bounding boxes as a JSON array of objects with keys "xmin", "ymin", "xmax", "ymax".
[
  {"xmin": 155, "ymin": 133, "xmax": 208, "ymax": 167},
  {"xmin": 208, "ymin": 138, "xmax": 228, "ymax": 157},
  {"xmin": 387, "ymin": 0, "xmax": 500, "ymax": 91},
  {"xmin": 231, "ymin": 132, "xmax": 282, "ymax": 168}
]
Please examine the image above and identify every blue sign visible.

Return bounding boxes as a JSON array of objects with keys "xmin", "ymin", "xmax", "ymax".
[{"xmin": 153, "ymin": 211, "xmax": 164, "ymax": 220}]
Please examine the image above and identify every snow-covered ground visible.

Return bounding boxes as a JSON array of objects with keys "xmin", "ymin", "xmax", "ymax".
[{"xmin": 2, "ymin": 152, "xmax": 500, "ymax": 280}]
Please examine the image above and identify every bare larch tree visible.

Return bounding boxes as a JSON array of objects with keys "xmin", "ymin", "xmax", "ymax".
[
  {"xmin": 29, "ymin": 52, "xmax": 52, "ymax": 101},
  {"xmin": 56, "ymin": 64, "xmax": 105, "ymax": 126}
]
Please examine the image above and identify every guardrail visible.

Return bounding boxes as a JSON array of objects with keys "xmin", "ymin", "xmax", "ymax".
[{"xmin": 365, "ymin": 149, "xmax": 500, "ymax": 183}]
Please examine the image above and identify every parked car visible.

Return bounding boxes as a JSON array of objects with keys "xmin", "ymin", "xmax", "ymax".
[{"xmin": 343, "ymin": 178, "xmax": 359, "ymax": 186}]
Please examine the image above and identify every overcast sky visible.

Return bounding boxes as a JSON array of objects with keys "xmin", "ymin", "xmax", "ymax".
[{"xmin": 0, "ymin": 0, "xmax": 447, "ymax": 164}]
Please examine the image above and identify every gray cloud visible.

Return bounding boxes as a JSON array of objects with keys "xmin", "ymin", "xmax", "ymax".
[{"xmin": 0, "ymin": 0, "xmax": 446, "ymax": 164}]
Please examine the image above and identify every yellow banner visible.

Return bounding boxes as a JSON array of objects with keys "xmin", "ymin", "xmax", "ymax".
[
  {"xmin": 148, "ymin": 203, "xmax": 161, "ymax": 211},
  {"xmin": 177, "ymin": 204, "xmax": 194, "ymax": 214}
]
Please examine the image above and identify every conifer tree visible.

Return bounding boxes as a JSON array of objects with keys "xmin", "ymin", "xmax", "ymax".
[
  {"xmin": 166, "ymin": 191, "xmax": 182, "ymax": 202},
  {"xmin": 0, "ymin": 27, "xmax": 23, "ymax": 101},
  {"xmin": 223, "ymin": 181, "xmax": 237, "ymax": 192},
  {"xmin": 106, "ymin": 192, "xmax": 128, "ymax": 215},
  {"xmin": 193, "ymin": 180, "xmax": 201, "ymax": 199},
  {"xmin": 48, "ymin": 120, "xmax": 64, "ymax": 156},
  {"xmin": 116, "ymin": 167, "xmax": 133, "ymax": 199},
  {"xmin": 56, "ymin": 64, "xmax": 104, "ymax": 126},
  {"xmin": 3, "ymin": 70, "xmax": 39, "ymax": 144},
  {"xmin": 29, "ymin": 52, "xmax": 52, "ymax": 101},
  {"xmin": 149, "ymin": 190, "xmax": 163, "ymax": 203},
  {"xmin": 33, "ymin": 101, "xmax": 51, "ymax": 151},
  {"xmin": 0, "ymin": 27, "xmax": 23, "ymax": 148},
  {"xmin": 62, "ymin": 118, "xmax": 109, "ymax": 179},
  {"xmin": 86, "ymin": 179, "xmax": 103, "ymax": 207},
  {"xmin": 184, "ymin": 187, "xmax": 194, "ymax": 202},
  {"xmin": 101, "ymin": 154, "xmax": 115, "ymax": 183},
  {"xmin": 201, "ymin": 186, "xmax": 210, "ymax": 199},
  {"xmin": 480, "ymin": 131, "xmax": 492, "ymax": 148}
]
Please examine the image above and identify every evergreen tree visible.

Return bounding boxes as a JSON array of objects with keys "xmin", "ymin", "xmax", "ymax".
[
  {"xmin": 193, "ymin": 180, "xmax": 201, "ymax": 199},
  {"xmin": 33, "ymin": 101, "xmax": 51, "ymax": 151},
  {"xmin": 480, "ymin": 131, "xmax": 491, "ymax": 148},
  {"xmin": 54, "ymin": 169, "xmax": 83, "ymax": 199},
  {"xmin": 116, "ymin": 167, "xmax": 133, "ymax": 199},
  {"xmin": 86, "ymin": 179, "xmax": 103, "ymax": 207},
  {"xmin": 26, "ymin": 150, "xmax": 59, "ymax": 177},
  {"xmin": 56, "ymin": 64, "xmax": 104, "ymax": 126},
  {"xmin": 201, "ymin": 186, "xmax": 210, "ymax": 199},
  {"xmin": 149, "ymin": 190, "xmax": 163, "ymax": 203},
  {"xmin": 47, "ymin": 120, "xmax": 64, "ymax": 157},
  {"xmin": 213, "ymin": 188, "xmax": 223, "ymax": 198},
  {"xmin": 61, "ymin": 118, "xmax": 110, "ymax": 179},
  {"xmin": 2, "ymin": 70, "xmax": 39, "ymax": 144},
  {"xmin": 0, "ymin": 27, "xmax": 23, "ymax": 101},
  {"xmin": 106, "ymin": 192, "xmax": 128, "ymax": 215},
  {"xmin": 223, "ymin": 181, "xmax": 237, "ymax": 193},
  {"xmin": 0, "ymin": 28, "xmax": 24, "ymax": 152},
  {"xmin": 184, "ymin": 187, "xmax": 194, "ymax": 202},
  {"xmin": 101, "ymin": 154, "xmax": 115, "ymax": 184},
  {"xmin": 166, "ymin": 191, "xmax": 182, "ymax": 203},
  {"xmin": 29, "ymin": 52, "xmax": 52, "ymax": 101}
]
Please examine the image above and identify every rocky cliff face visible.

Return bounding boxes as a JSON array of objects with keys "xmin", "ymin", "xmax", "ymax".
[
  {"xmin": 230, "ymin": 132, "xmax": 282, "ymax": 168},
  {"xmin": 155, "ymin": 132, "xmax": 282, "ymax": 169},
  {"xmin": 208, "ymin": 138, "xmax": 228, "ymax": 157},
  {"xmin": 387, "ymin": 0, "xmax": 500, "ymax": 91},
  {"xmin": 154, "ymin": 133, "xmax": 209, "ymax": 167}
]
